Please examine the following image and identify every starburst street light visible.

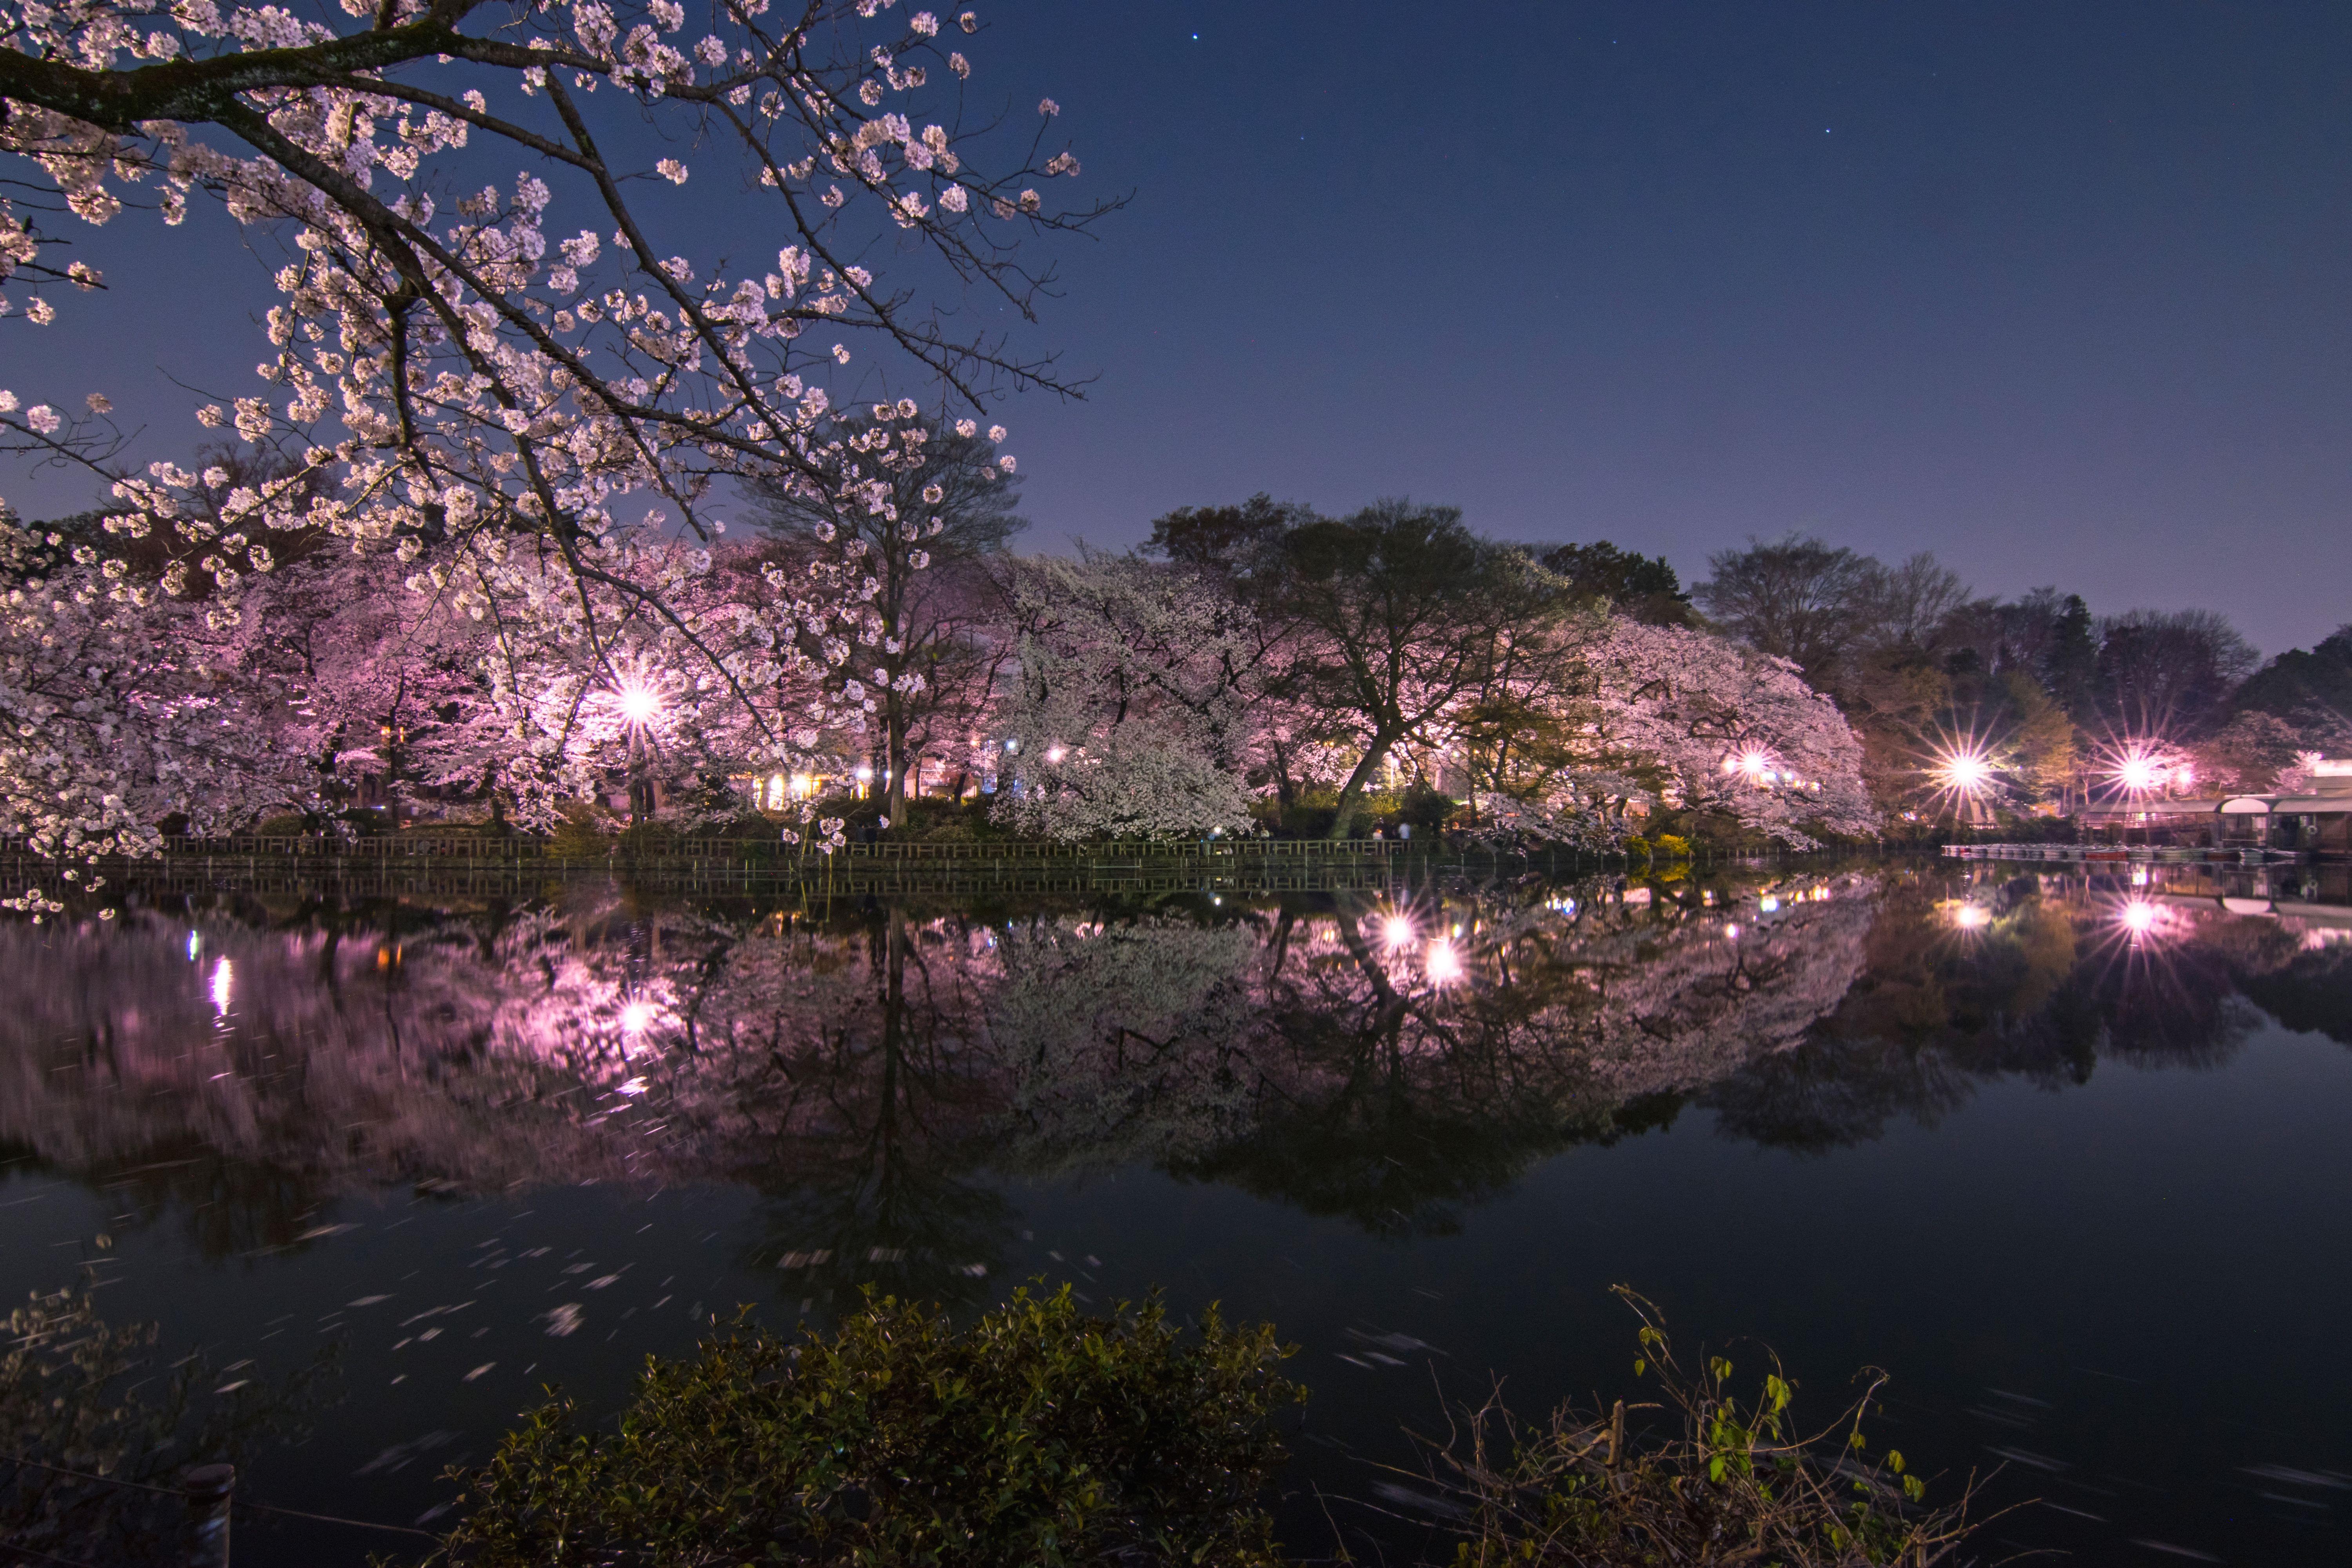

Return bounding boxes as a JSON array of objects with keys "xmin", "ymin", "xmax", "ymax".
[
  {"xmin": 606, "ymin": 674, "xmax": 669, "ymax": 825},
  {"xmin": 2105, "ymin": 740, "xmax": 2190, "ymax": 799},
  {"xmin": 616, "ymin": 680, "xmax": 662, "ymax": 726},
  {"xmin": 1936, "ymin": 748, "xmax": 1992, "ymax": 793}
]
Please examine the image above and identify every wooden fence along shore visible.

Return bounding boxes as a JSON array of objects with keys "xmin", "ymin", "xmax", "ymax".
[{"xmin": 0, "ymin": 834, "xmax": 1890, "ymax": 900}]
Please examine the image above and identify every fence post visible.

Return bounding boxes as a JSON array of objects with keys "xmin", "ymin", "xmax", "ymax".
[{"xmin": 184, "ymin": 1463, "xmax": 234, "ymax": 1568}]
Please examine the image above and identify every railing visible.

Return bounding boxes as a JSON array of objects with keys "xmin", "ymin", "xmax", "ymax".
[
  {"xmin": 0, "ymin": 836, "xmax": 1935, "ymax": 897},
  {"xmin": 1942, "ymin": 842, "xmax": 2304, "ymax": 863},
  {"xmin": 0, "ymin": 1456, "xmax": 434, "ymax": 1565},
  {"xmin": 1, "ymin": 833, "xmax": 1412, "ymax": 862}
]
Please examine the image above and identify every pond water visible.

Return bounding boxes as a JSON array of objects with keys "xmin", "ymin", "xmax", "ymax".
[{"xmin": 4, "ymin": 859, "xmax": 2350, "ymax": 1565}]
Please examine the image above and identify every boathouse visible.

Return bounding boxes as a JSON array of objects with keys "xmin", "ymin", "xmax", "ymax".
[{"xmin": 2080, "ymin": 759, "xmax": 2352, "ymax": 855}]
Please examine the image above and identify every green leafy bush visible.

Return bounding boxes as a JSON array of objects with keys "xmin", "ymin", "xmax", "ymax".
[
  {"xmin": 1398, "ymin": 1290, "xmax": 1980, "ymax": 1566},
  {"xmin": 1399, "ymin": 784, "xmax": 1457, "ymax": 835},
  {"xmin": 549, "ymin": 802, "xmax": 619, "ymax": 855},
  {"xmin": 430, "ymin": 1285, "xmax": 1302, "ymax": 1568}
]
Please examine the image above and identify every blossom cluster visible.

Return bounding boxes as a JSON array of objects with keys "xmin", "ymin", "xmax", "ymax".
[{"xmin": 2, "ymin": 0, "xmax": 1096, "ymax": 848}]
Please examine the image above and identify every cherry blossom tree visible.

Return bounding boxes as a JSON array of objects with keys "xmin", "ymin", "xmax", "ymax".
[
  {"xmin": 0, "ymin": 503, "xmax": 335, "ymax": 856},
  {"xmin": 748, "ymin": 407, "xmax": 1022, "ymax": 820},
  {"xmin": 1586, "ymin": 621, "xmax": 1877, "ymax": 848},
  {"xmin": 991, "ymin": 552, "xmax": 1260, "ymax": 840},
  {"xmin": 3, "ymin": 0, "xmax": 1098, "ymax": 849},
  {"xmin": 1262, "ymin": 501, "xmax": 1570, "ymax": 837}
]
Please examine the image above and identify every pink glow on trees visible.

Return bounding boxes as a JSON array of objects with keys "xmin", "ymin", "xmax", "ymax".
[
  {"xmin": 2, "ymin": 0, "xmax": 1097, "ymax": 849},
  {"xmin": 1586, "ymin": 622, "xmax": 1877, "ymax": 849},
  {"xmin": 992, "ymin": 553, "xmax": 1259, "ymax": 840}
]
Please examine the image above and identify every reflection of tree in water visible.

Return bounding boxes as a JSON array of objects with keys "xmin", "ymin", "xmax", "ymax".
[
  {"xmin": 728, "ymin": 909, "xmax": 1020, "ymax": 1315},
  {"xmin": 1178, "ymin": 879, "xmax": 1879, "ymax": 1234},
  {"xmin": 1702, "ymin": 872, "xmax": 2334, "ymax": 1153},
  {"xmin": 11, "ymin": 864, "xmax": 2336, "ymax": 1261},
  {"xmin": 2193, "ymin": 900, "xmax": 2352, "ymax": 1048},
  {"xmin": 0, "ymin": 902, "xmax": 645, "ymax": 1256},
  {"xmin": 2234, "ymin": 949, "xmax": 2352, "ymax": 1045}
]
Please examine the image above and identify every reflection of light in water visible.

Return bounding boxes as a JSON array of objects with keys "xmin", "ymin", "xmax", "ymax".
[
  {"xmin": 209, "ymin": 956, "xmax": 234, "ymax": 1015},
  {"xmin": 1955, "ymin": 905, "xmax": 1990, "ymax": 929},
  {"xmin": 1425, "ymin": 939, "xmax": 1462, "ymax": 984},
  {"xmin": 2129, "ymin": 867, "xmax": 2149, "ymax": 887},
  {"xmin": 621, "ymin": 1000, "xmax": 655, "ymax": 1034},
  {"xmin": 187, "ymin": 930, "xmax": 201, "ymax": 962},
  {"xmin": 1382, "ymin": 914, "xmax": 1415, "ymax": 949},
  {"xmin": 617, "ymin": 1077, "xmax": 648, "ymax": 1096},
  {"xmin": 1045, "ymin": 745, "xmax": 1067, "ymax": 764},
  {"xmin": 1723, "ymin": 924, "xmax": 1741, "ymax": 941},
  {"xmin": 1759, "ymin": 896, "xmax": 1780, "ymax": 913}
]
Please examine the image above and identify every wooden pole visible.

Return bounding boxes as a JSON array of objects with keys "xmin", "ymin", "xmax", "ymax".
[{"xmin": 184, "ymin": 1463, "xmax": 234, "ymax": 1568}]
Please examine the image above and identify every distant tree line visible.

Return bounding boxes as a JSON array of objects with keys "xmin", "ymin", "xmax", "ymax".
[
  {"xmin": 1691, "ymin": 532, "xmax": 2348, "ymax": 813},
  {"xmin": 11, "ymin": 449, "xmax": 2339, "ymax": 853}
]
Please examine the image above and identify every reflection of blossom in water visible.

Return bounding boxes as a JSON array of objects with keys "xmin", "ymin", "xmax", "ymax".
[
  {"xmin": 16, "ymin": 867, "xmax": 2337, "ymax": 1251},
  {"xmin": 0, "ymin": 915, "xmax": 648, "ymax": 1254},
  {"xmin": 0, "ymin": 882, "xmax": 1880, "ymax": 1234},
  {"xmin": 986, "ymin": 915, "xmax": 1262, "ymax": 1176}
]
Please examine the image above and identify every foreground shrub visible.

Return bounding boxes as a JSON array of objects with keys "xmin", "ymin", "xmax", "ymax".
[
  {"xmin": 1397, "ymin": 1289, "xmax": 1981, "ymax": 1566},
  {"xmin": 429, "ymin": 1286, "xmax": 1301, "ymax": 1567}
]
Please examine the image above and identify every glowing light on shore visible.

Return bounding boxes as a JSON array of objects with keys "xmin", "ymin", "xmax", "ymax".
[
  {"xmin": 1382, "ymin": 913, "xmax": 1416, "ymax": 949},
  {"xmin": 1425, "ymin": 938, "xmax": 1463, "ymax": 984},
  {"xmin": 2120, "ymin": 900, "xmax": 2160, "ymax": 936},
  {"xmin": 1936, "ymin": 749, "xmax": 1992, "ymax": 793},
  {"xmin": 1954, "ymin": 905, "xmax": 1990, "ymax": 929},
  {"xmin": 621, "ymin": 999, "xmax": 655, "ymax": 1034},
  {"xmin": 2107, "ymin": 741, "xmax": 2184, "ymax": 797},
  {"xmin": 615, "ymin": 679, "xmax": 662, "ymax": 726}
]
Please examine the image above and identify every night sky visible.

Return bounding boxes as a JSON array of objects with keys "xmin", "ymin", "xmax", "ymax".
[{"xmin": 9, "ymin": 2, "xmax": 2352, "ymax": 651}]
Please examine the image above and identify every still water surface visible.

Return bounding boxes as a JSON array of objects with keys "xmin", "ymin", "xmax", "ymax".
[{"xmin": 4, "ymin": 860, "xmax": 2349, "ymax": 1565}]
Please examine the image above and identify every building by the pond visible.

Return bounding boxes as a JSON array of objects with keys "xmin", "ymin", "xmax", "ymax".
[{"xmin": 2081, "ymin": 758, "xmax": 2352, "ymax": 855}]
